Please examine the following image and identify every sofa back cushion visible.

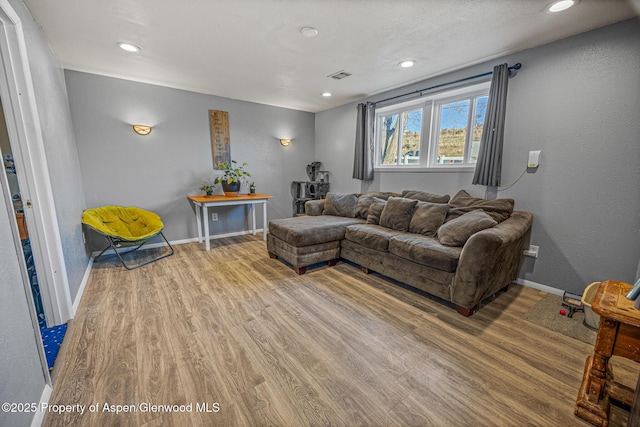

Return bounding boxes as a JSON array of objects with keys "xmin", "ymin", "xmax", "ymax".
[
  {"xmin": 438, "ymin": 209, "xmax": 497, "ymax": 246},
  {"xmin": 447, "ymin": 190, "xmax": 514, "ymax": 223},
  {"xmin": 408, "ymin": 202, "xmax": 449, "ymax": 237},
  {"xmin": 322, "ymin": 192, "xmax": 358, "ymax": 217},
  {"xmin": 355, "ymin": 192, "xmax": 401, "ymax": 219},
  {"xmin": 402, "ymin": 190, "xmax": 450, "ymax": 204},
  {"xmin": 365, "ymin": 198, "xmax": 387, "ymax": 225},
  {"xmin": 379, "ymin": 197, "xmax": 418, "ymax": 232}
]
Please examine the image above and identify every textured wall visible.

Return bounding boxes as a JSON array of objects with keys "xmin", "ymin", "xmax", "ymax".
[
  {"xmin": 65, "ymin": 71, "xmax": 315, "ymax": 249},
  {"xmin": 315, "ymin": 19, "xmax": 640, "ymax": 294}
]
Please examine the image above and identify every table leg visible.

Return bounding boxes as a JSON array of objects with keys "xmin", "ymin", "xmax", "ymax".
[
  {"xmin": 203, "ymin": 205, "xmax": 210, "ymax": 251},
  {"xmin": 195, "ymin": 203, "xmax": 202, "ymax": 243},
  {"xmin": 575, "ymin": 317, "xmax": 618, "ymax": 426},
  {"xmin": 263, "ymin": 201, "xmax": 268, "ymax": 241},
  {"xmin": 251, "ymin": 203, "xmax": 256, "ymax": 235},
  {"xmin": 588, "ymin": 318, "xmax": 618, "ymax": 404}
]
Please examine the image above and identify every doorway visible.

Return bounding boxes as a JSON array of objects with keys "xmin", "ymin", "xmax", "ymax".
[
  {"xmin": 0, "ymin": 0, "xmax": 76, "ymax": 386},
  {"xmin": 1, "ymin": 99, "xmax": 67, "ymax": 372}
]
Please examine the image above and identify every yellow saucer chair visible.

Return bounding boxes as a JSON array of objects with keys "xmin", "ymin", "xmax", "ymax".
[{"xmin": 82, "ymin": 206, "xmax": 174, "ymax": 270}]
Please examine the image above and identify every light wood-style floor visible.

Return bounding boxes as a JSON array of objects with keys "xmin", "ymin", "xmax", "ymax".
[{"xmin": 44, "ymin": 235, "xmax": 637, "ymax": 426}]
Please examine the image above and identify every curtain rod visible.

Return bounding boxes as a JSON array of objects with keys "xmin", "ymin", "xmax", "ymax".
[{"xmin": 373, "ymin": 62, "xmax": 521, "ymax": 106}]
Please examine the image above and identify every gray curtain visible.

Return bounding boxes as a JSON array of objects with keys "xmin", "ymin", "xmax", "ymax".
[
  {"xmin": 352, "ymin": 102, "xmax": 375, "ymax": 181},
  {"xmin": 472, "ymin": 63, "xmax": 510, "ymax": 187}
]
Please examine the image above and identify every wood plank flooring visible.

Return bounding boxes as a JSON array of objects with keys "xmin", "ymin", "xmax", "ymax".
[{"xmin": 44, "ymin": 235, "xmax": 638, "ymax": 426}]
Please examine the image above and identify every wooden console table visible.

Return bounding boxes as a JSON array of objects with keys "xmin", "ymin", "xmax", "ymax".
[
  {"xmin": 575, "ymin": 280, "xmax": 640, "ymax": 427},
  {"xmin": 188, "ymin": 194, "xmax": 273, "ymax": 251}
]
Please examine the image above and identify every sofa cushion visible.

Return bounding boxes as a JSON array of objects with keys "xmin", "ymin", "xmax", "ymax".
[
  {"xmin": 355, "ymin": 192, "xmax": 401, "ymax": 219},
  {"xmin": 408, "ymin": 202, "xmax": 449, "ymax": 237},
  {"xmin": 304, "ymin": 199, "xmax": 325, "ymax": 216},
  {"xmin": 322, "ymin": 192, "xmax": 358, "ymax": 217},
  {"xmin": 379, "ymin": 197, "xmax": 418, "ymax": 231},
  {"xmin": 269, "ymin": 215, "xmax": 364, "ymax": 247},
  {"xmin": 366, "ymin": 198, "xmax": 387, "ymax": 225},
  {"xmin": 389, "ymin": 234, "xmax": 462, "ymax": 273},
  {"xmin": 345, "ymin": 224, "xmax": 404, "ymax": 252},
  {"xmin": 402, "ymin": 190, "xmax": 450, "ymax": 204},
  {"xmin": 447, "ymin": 189, "xmax": 514, "ymax": 223},
  {"xmin": 438, "ymin": 209, "xmax": 497, "ymax": 247}
]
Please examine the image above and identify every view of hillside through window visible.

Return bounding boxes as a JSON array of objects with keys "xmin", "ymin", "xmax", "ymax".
[{"xmin": 378, "ymin": 93, "xmax": 488, "ymax": 166}]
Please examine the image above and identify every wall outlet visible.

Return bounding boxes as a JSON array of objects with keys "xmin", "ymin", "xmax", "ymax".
[
  {"xmin": 211, "ymin": 212, "xmax": 218, "ymax": 221},
  {"xmin": 523, "ymin": 244, "xmax": 539, "ymax": 258},
  {"xmin": 528, "ymin": 150, "xmax": 541, "ymax": 168}
]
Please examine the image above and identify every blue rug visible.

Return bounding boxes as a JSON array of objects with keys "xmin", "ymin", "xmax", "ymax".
[{"xmin": 41, "ymin": 323, "xmax": 67, "ymax": 371}]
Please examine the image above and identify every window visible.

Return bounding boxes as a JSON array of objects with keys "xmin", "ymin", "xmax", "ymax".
[
  {"xmin": 375, "ymin": 82, "xmax": 489, "ymax": 169},
  {"xmin": 378, "ymin": 108, "xmax": 422, "ymax": 165}
]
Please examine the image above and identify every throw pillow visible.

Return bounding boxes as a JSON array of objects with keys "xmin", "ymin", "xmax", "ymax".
[
  {"xmin": 438, "ymin": 209, "xmax": 497, "ymax": 247},
  {"xmin": 408, "ymin": 202, "xmax": 450, "ymax": 237},
  {"xmin": 322, "ymin": 192, "xmax": 358, "ymax": 217},
  {"xmin": 402, "ymin": 190, "xmax": 450, "ymax": 204},
  {"xmin": 379, "ymin": 197, "xmax": 418, "ymax": 231},
  {"xmin": 446, "ymin": 189, "xmax": 514, "ymax": 223},
  {"xmin": 355, "ymin": 192, "xmax": 401, "ymax": 219},
  {"xmin": 366, "ymin": 198, "xmax": 387, "ymax": 224}
]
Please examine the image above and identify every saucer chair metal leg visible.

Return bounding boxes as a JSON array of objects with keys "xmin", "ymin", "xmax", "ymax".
[{"xmin": 95, "ymin": 232, "xmax": 174, "ymax": 270}]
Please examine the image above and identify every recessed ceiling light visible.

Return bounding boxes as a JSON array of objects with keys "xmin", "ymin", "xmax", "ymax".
[
  {"xmin": 118, "ymin": 42, "xmax": 140, "ymax": 52},
  {"xmin": 301, "ymin": 27, "xmax": 319, "ymax": 38},
  {"xmin": 399, "ymin": 60, "xmax": 416, "ymax": 68},
  {"xmin": 321, "ymin": 92, "xmax": 332, "ymax": 97},
  {"xmin": 547, "ymin": 0, "xmax": 577, "ymax": 13}
]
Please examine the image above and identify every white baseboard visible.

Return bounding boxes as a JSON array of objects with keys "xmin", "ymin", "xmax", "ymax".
[
  {"xmin": 89, "ymin": 231, "xmax": 264, "ymax": 257},
  {"xmin": 203, "ymin": 229, "xmax": 264, "ymax": 241},
  {"xmin": 72, "ymin": 258, "xmax": 93, "ymax": 317},
  {"xmin": 30, "ymin": 384, "xmax": 52, "ymax": 427},
  {"xmin": 90, "ymin": 237, "xmax": 199, "ymax": 258},
  {"xmin": 516, "ymin": 278, "xmax": 563, "ymax": 296}
]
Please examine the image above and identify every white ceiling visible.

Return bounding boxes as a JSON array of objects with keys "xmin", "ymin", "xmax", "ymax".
[{"xmin": 23, "ymin": 0, "xmax": 639, "ymax": 113}]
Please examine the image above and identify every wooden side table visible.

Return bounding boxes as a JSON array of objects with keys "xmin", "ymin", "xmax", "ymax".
[
  {"xmin": 187, "ymin": 194, "xmax": 273, "ymax": 250},
  {"xmin": 575, "ymin": 280, "xmax": 640, "ymax": 427}
]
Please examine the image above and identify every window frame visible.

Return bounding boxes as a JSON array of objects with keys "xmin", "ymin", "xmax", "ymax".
[{"xmin": 374, "ymin": 81, "xmax": 491, "ymax": 172}]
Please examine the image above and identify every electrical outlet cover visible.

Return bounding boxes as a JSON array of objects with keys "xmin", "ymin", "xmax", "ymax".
[{"xmin": 528, "ymin": 150, "xmax": 541, "ymax": 167}]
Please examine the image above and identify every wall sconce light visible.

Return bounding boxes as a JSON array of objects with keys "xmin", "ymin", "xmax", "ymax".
[
  {"xmin": 132, "ymin": 124, "xmax": 152, "ymax": 135},
  {"xmin": 280, "ymin": 138, "xmax": 291, "ymax": 147}
]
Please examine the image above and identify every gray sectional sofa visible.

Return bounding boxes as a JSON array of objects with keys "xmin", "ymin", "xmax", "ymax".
[{"xmin": 267, "ymin": 189, "xmax": 533, "ymax": 316}]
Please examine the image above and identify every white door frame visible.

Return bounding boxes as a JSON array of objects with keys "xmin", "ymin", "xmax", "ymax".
[{"xmin": 0, "ymin": 0, "xmax": 72, "ymax": 327}]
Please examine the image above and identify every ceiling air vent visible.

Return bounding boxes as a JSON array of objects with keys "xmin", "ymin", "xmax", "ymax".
[{"xmin": 327, "ymin": 70, "xmax": 352, "ymax": 80}]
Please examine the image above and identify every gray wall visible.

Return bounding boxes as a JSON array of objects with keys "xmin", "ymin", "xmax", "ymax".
[
  {"xmin": 315, "ymin": 18, "xmax": 640, "ymax": 294},
  {"xmin": 12, "ymin": 0, "xmax": 88, "ymax": 300},
  {"xmin": 65, "ymin": 71, "xmax": 315, "ymax": 249}
]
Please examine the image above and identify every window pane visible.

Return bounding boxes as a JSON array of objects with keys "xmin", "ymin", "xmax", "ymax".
[
  {"xmin": 401, "ymin": 109, "xmax": 422, "ymax": 164},
  {"xmin": 470, "ymin": 96, "xmax": 488, "ymax": 163},
  {"xmin": 436, "ymin": 100, "xmax": 470, "ymax": 165},
  {"xmin": 379, "ymin": 113, "xmax": 399, "ymax": 165}
]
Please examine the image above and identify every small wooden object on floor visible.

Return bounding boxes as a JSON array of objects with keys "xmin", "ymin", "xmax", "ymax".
[{"xmin": 575, "ymin": 280, "xmax": 640, "ymax": 427}]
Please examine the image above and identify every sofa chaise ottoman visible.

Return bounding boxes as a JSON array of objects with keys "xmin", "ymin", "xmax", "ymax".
[{"xmin": 267, "ymin": 214, "xmax": 364, "ymax": 274}]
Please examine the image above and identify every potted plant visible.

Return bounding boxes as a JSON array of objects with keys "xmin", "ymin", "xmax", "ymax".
[
  {"xmin": 249, "ymin": 182, "xmax": 256, "ymax": 195},
  {"xmin": 199, "ymin": 183, "xmax": 214, "ymax": 197},
  {"xmin": 214, "ymin": 160, "xmax": 251, "ymax": 197}
]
